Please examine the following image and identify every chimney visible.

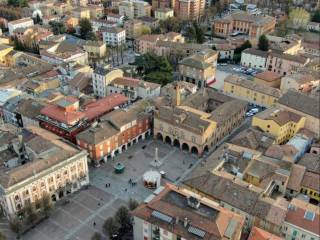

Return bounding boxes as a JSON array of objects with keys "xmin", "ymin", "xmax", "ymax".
[
  {"xmin": 176, "ymin": 85, "xmax": 181, "ymax": 106},
  {"xmin": 184, "ymin": 217, "xmax": 188, "ymax": 227}
]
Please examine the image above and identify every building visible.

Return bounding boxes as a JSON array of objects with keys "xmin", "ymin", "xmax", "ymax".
[
  {"xmin": 101, "ymin": 27, "xmax": 126, "ymax": 46},
  {"xmin": 132, "ymin": 184, "xmax": 245, "ymax": 240},
  {"xmin": 154, "ymin": 89, "xmax": 247, "ymax": 156},
  {"xmin": 0, "ymin": 126, "xmax": 89, "ymax": 219},
  {"xmin": 38, "ymin": 94, "xmax": 128, "ymax": 143},
  {"xmin": 240, "ymin": 48, "xmax": 268, "ymax": 70},
  {"xmin": 72, "ymin": 7, "xmax": 91, "ymax": 19},
  {"xmin": 254, "ymin": 71, "xmax": 281, "ymax": 88},
  {"xmin": 152, "ymin": 0, "xmax": 172, "ymax": 11},
  {"xmin": 8, "ymin": 18, "xmax": 34, "ymax": 36},
  {"xmin": 215, "ymin": 43, "xmax": 235, "ymax": 61},
  {"xmin": 178, "ymin": 49, "xmax": 218, "ymax": 88},
  {"xmin": 173, "ymin": 0, "xmax": 205, "ymax": 20},
  {"xmin": 136, "ymin": 16, "xmax": 159, "ymax": 30},
  {"xmin": 252, "ymin": 108, "xmax": 305, "ymax": 144},
  {"xmin": 278, "ymin": 90, "xmax": 320, "ymax": 137},
  {"xmin": 106, "ymin": 13, "xmax": 124, "ymax": 25},
  {"xmin": 92, "ymin": 67, "xmax": 124, "ymax": 97},
  {"xmin": 0, "ymin": 45, "xmax": 14, "ymax": 66},
  {"xmin": 248, "ymin": 227, "xmax": 283, "ymax": 240},
  {"xmin": 40, "ymin": 41, "xmax": 88, "ymax": 65},
  {"xmin": 280, "ymin": 71, "xmax": 319, "ymax": 93},
  {"xmin": 119, "ymin": 0, "xmax": 151, "ymax": 19},
  {"xmin": 83, "ymin": 40, "xmax": 107, "ymax": 65},
  {"xmin": 76, "ymin": 100, "xmax": 152, "ymax": 163},
  {"xmin": 88, "ymin": 5, "xmax": 104, "ymax": 19},
  {"xmin": 282, "ymin": 198, "xmax": 319, "ymax": 240},
  {"xmin": 223, "ymin": 75, "xmax": 282, "ymax": 107},
  {"xmin": 106, "ymin": 76, "xmax": 161, "ymax": 101},
  {"xmin": 213, "ymin": 12, "xmax": 276, "ymax": 40},
  {"xmin": 306, "ymin": 21, "xmax": 320, "ymax": 32},
  {"xmin": 267, "ymin": 51, "xmax": 310, "ymax": 76},
  {"xmin": 154, "ymin": 8, "xmax": 174, "ymax": 20},
  {"xmin": 301, "ymin": 171, "xmax": 320, "ymax": 202},
  {"xmin": 0, "ymin": 89, "xmax": 21, "ymax": 119},
  {"xmin": 124, "ymin": 19, "xmax": 145, "ymax": 39}
]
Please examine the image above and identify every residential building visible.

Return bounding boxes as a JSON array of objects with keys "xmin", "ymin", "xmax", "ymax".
[
  {"xmin": 173, "ymin": 0, "xmax": 205, "ymax": 20},
  {"xmin": 152, "ymin": 0, "xmax": 172, "ymax": 11},
  {"xmin": 282, "ymin": 198, "xmax": 319, "ymax": 240},
  {"xmin": 0, "ymin": 89, "xmax": 21, "ymax": 119},
  {"xmin": 0, "ymin": 126, "xmax": 89, "ymax": 219},
  {"xmin": 306, "ymin": 21, "xmax": 320, "ymax": 31},
  {"xmin": 83, "ymin": 40, "xmax": 107, "ymax": 65},
  {"xmin": 38, "ymin": 94, "xmax": 128, "ymax": 143},
  {"xmin": 252, "ymin": 108, "xmax": 305, "ymax": 144},
  {"xmin": 40, "ymin": 41, "xmax": 88, "ymax": 65},
  {"xmin": 92, "ymin": 67, "xmax": 124, "ymax": 97},
  {"xmin": 154, "ymin": 8, "xmax": 174, "ymax": 20},
  {"xmin": 178, "ymin": 49, "xmax": 218, "ymax": 88},
  {"xmin": 136, "ymin": 16, "xmax": 159, "ymax": 30},
  {"xmin": 132, "ymin": 183, "xmax": 245, "ymax": 240},
  {"xmin": 101, "ymin": 27, "xmax": 126, "ymax": 46},
  {"xmin": 119, "ymin": 0, "xmax": 151, "ymax": 19},
  {"xmin": 124, "ymin": 19, "xmax": 145, "ymax": 39},
  {"xmin": 8, "ymin": 18, "xmax": 34, "ymax": 36},
  {"xmin": 106, "ymin": 13, "xmax": 124, "ymax": 25},
  {"xmin": 215, "ymin": 43, "xmax": 235, "ymax": 61},
  {"xmin": 267, "ymin": 51, "xmax": 310, "ymax": 76},
  {"xmin": 280, "ymin": 71, "xmax": 319, "ymax": 93},
  {"xmin": 72, "ymin": 7, "xmax": 91, "ymax": 19},
  {"xmin": 254, "ymin": 71, "xmax": 281, "ymax": 88},
  {"xmin": 88, "ymin": 5, "xmax": 104, "ymax": 19},
  {"xmin": 0, "ymin": 45, "xmax": 14, "ymax": 66},
  {"xmin": 278, "ymin": 90, "xmax": 320, "ymax": 137},
  {"xmin": 154, "ymin": 89, "xmax": 247, "ymax": 156},
  {"xmin": 213, "ymin": 12, "xmax": 276, "ymax": 40},
  {"xmin": 223, "ymin": 75, "xmax": 282, "ymax": 107},
  {"xmin": 248, "ymin": 227, "xmax": 283, "ymax": 240},
  {"xmin": 76, "ymin": 100, "xmax": 152, "ymax": 163},
  {"xmin": 268, "ymin": 35, "xmax": 303, "ymax": 55},
  {"xmin": 106, "ymin": 76, "xmax": 160, "ymax": 101},
  {"xmin": 240, "ymin": 48, "xmax": 268, "ymax": 70},
  {"xmin": 301, "ymin": 171, "xmax": 320, "ymax": 202}
]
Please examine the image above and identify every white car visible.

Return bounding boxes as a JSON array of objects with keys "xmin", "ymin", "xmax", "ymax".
[{"xmin": 249, "ymin": 108, "xmax": 259, "ymax": 113}]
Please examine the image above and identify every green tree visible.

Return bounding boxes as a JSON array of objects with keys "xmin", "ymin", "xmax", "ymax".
[
  {"xmin": 115, "ymin": 206, "xmax": 132, "ymax": 232},
  {"xmin": 41, "ymin": 194, "xmax": 53, "ymax": 217},
  {"xmin": 8, "ymin": 0, "xmax": 28, "ymax": 7},
  {"xmin": 0, "ymin": 231, "xmax": 6, "ymax": 240},
  {"xmin": 25, "ymin": 202, "xmax": 38, "ymax": 226},
  {"xmin": 289, "ymin": 7, "xmax": 310, "ymax": 29},
  {"xmin": 49, "ymin": 21, "xmax": 66, "ymax": 35},
  {"xmin": 234, "ymin": 40, "xmax": 252, "ymax": 54},
  {"xmin": 312, "ymin": 9, "xmax": 320, "ymax": 23},
  {"xmin": 103, "ymin": 217, "xmax": 120, "ymax": 239},
  {"xmin": 91, "ymin": 232, "xmax": 102, "ymax": 240},
  {"xmin": 157, "ymin": 17, "xmax": 183, "ymax": 33},
  {"xmin": 79, "ymin": 18, "xmax": 93, "ymax": 40},
  {"xmin": 128, "ymin": 198, "xmax": 139, "ymax": 211},
  {"xmin": 258, "ymin": 35, "xmax": 269, "ymax": 51}
]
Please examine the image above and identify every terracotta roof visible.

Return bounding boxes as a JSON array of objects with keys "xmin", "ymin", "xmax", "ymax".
[
  {"xmin": 285, "ymin": 198, "xmax": 320, "ymax": 236},
  {"xmin": 298, "ymin": 153, "xmax": 320, "ymax": 174},
  {"xmin": 248, "ymin": 227, "xmax": 283, "ymax": 240},
  {"xmin": 255, "ymin": 71, "xmax": 281, "ymax": 82},
  {"xmin": 287, "ymin": 164, "xmax": 306, "ymax": 192},
  {"xmin": 301, "ymin": 171, "xmax": 320, "ymax": 192},
  {"xmin": 242, "ymin": 48, "xmax": 268, "ymax": 58},
  {"xmin": 254, "ymin": 108, "xmax": 303, "ymax": 126}
]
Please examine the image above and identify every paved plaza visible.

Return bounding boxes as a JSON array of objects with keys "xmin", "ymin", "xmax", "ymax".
[{"xmin": 2, "ymin": 138, "xmax": 198, "ymax": 240}]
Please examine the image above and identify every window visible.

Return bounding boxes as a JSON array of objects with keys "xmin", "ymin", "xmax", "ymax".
[{"xmin": 191, "ymin": 136, "xmax": 196, "ymax": 143}]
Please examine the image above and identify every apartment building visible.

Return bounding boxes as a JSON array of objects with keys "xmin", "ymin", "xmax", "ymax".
[
  {"xmin": 280, "ymin": 71, "xmax": 319, "ymax": 93},
  {"xmin": 252, "ymin": 108, "xmax": 306, "ymax": 144},
  {"xmin": 83, "ymin": 40, "xmax": 107, "ymax": 65},
  {"xmin": 124, "ymin": 19, "xmax": 144, "ymax": 39},
  {"xmin": 154, "ymin": 8, "xmax": 174, "ymax": 20},
  {"xmin": 254, "ymin": 71, "xmax": 281, "ymax": 88},
  {"xmin": 101, "ymin": 27, "xmax": 126, "ymax": 46},
  {"xmin": 0, "ymin": 126, "xmax": 89, "ymax": 219},
  {"xmin": 174, "ymin": 0, "xmax": 205, "ymax": 20},
  {"xmin": 240, "ymin": 48, "xmax": 268, "ymax": 70},
  {"xmin": 76, "ymin": 100, "xmax": 152, "ymax": 163},
  {"xmin": 223, "ymin": 75, "xmax": 282, "ymax": 107},
  {"xmin": 152, "ymin": 0, "xmax": 172, "ymax": 11},
  {"xmin": 119, "ymin": 0, "xmax": 151, "ymax": 19},
  {"xmin": 8, "ymin": 18, "xmax": 34, "ymax": 36},
  {"xmin": 178, "ymin": 49, "xmax": 218, "ymax": 88},
  {"xmin": 92, "ymin": 67, "xmax": 124, "ymax": 97},
  {"xmin": 132, "ymin": 184, "xmax": 245, "ymax": 240},
  {"xmin": 213, "ymin": 11, "xmax": 276, "ymax": 40}
]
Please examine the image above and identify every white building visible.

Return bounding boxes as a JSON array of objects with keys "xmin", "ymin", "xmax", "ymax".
[
  {"xmin": 240, "ymin": 48, "xmax": 268, "ymax": 70},
  {"xmin": 92, "ymin": 67, "xmax": 124, "ymax": 97},
  {"xmin": 106, "ymin": 77, "xmax": 161, "ymax": 101},
  {"xmin": 8, "ymin": 18, "xmax": 34, "ymax": 36},
  {"xmin": 0, "ymin": 126, "xmax": 89, "ymax": 219},
  {"xmin": 107, "ymin": 13, "xmax": 125, "ymax": 25},
  {"xmin": 102, "ymin": 27, "xmax": 126, "ymax": 47},
  {"xmin": 216, "ymin": 44, "xmax": 235, "ymax": 60},
  {"xmin": 281, "ymin": 198, "xmax": 319, "ymax": 240}
]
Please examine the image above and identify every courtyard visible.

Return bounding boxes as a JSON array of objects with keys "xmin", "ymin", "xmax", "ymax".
[{"xmin": 3, "ymin": 138, "xmax": 198, "ymax": 240}]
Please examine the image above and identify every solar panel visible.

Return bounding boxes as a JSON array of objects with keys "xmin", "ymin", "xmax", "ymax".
[
  {"xmin": 304, "ymin": 210, "xmax": 315, "ymax": 221},
  {"xmin": 188, "ymin": 225, "xmax": 206, "ymax": 238},
  {"xmin": 151, "ymin": 210, "xmax": 173, "ymax": 223}
]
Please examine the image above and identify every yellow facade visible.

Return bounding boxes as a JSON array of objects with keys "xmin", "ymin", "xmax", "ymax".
[
  {"xmin": 0, "ymin": 45, "xmax": 14, "ymax": 66},
  {"xmin": 252, "ymin": 113, "xmax": 305, "ymax": 144},
  {"xmin": 223, "ymin": 81, "xmax": 279, "ymax": 107},
  {"xmin": 244, "ymin": 174, "xmax": 260, "ymax": 186},
  {"xmin": 155, "ymin": 9, "xmax": 174, "ymax": 20},
  {"xmin": 301, "ymin": 187, "xmax": 320, "ymax": 202}
]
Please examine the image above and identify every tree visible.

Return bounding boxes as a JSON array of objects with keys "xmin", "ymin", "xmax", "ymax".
[
  {"xmin": 41, "ymin": 194, "xmax": 53, "ymax": 217},
  {"xmin": 91, "ymin": 232, "xmax": 102, "ymax": 240},
  {"xmin": 234, "ymin": 40, "xmax": 252, "ymax": 54},
  {"xmin": 128, "ymin": 198, "xmax": 139, "ymax": 211},
  {"xmin": 79, "ymin": 18, "xmax": 93, "ymax": 40},
  {"xmin": 0, "ymin": 231, "xmax": 6, "ymax": 240},
  {"xmin": 289, "ymin": 7, "xmax": 310, "ymax": 29},
  {"xmin": 185, "ymin": 22, "xmax": 205, "ymax": 43},
  {"xmin": 103, "ymin": 217, "xmax": 120, "ymax": 239},
  {"xmin": 25, "ymin": 202, "xmax": 38, "ymax": 226},
  {"xmin": 9, "ymin": 217, "xmax": 22, "ymax": 237},
  {"xmin": 312, "ymin": 9, "xmax": 320, "ymax": 23},
  {"xmin": 49, "ymin": 21, "xmax": 66, "ymax": 35},
  {"xmin": 33, "ymin": 13, "xmax": 42, "ymax": 25},
  {"xmin": 7, "ymin": 0, "xmax": 28, "ymax": 7},
  {"xmin": 115, "ymin": 206, "xmax": 132, "ymax": 232},
  {"xmin": 258, "ymin": 35, "xmax": 269, "ymax": 51}
]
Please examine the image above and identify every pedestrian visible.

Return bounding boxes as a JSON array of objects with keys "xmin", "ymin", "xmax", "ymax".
[
  {"xmin": 109, "ymin": 183, "xmax": 111, "ymax": 187},
  {"xmin": 105, "ymin": 183, "xmax": 108, "ymax": 188},
  {"xmin": 93, "ymin": 222, "xmax": 96, "ymax": 227}
]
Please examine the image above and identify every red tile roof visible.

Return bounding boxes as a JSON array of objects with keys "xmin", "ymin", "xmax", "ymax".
[{"xmin": 248, "ymin": 227, "xmax": 283, "ymax": 240}]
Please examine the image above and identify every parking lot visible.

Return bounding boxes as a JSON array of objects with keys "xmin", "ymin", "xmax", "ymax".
[{"xmin": 3, "ymin": 138, "xmax": 198, "ymax": 240}]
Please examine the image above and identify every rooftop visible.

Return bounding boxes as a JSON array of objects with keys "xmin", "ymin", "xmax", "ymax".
[
  {"xmin": 254, "ymin": 108, "xmax": 304, "ymax": 126},
  {"xmin": 255, "ymin": 71, "xmax": 281, "ymax": 82},
  {"xmin": 248, "ymin": 226, "xmax": 282, "ymax": 240}
]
